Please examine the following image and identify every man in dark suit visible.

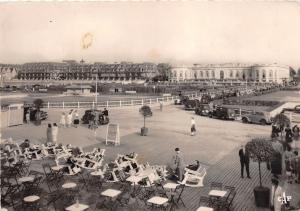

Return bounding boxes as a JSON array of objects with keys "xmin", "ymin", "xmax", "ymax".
[{"xmin": 239, "ymin": 145, "xmax": 251, "ymax": 178}]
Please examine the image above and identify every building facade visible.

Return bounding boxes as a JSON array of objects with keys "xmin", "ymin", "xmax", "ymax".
[
  {"xmin": 169, "ymin": 63, "xmax": 291, "ymax": 84},
  {"xmin": 17, "ymin": 61, "xmax": 158, "ymax": 82},
  {"xmin": 0, "ymin": 64, "xmax": 18, "ymax": 84}
]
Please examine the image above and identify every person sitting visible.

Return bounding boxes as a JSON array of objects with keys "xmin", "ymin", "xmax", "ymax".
[
  {"xmin": 19, "ymin": 139, "xmax": 30, "ymax": 153},
  {"xmin": 186, "ymin": 160, "xmax": 200, "ymax": 171}
]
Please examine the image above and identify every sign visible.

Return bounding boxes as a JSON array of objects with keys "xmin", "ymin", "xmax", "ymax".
[{"xmin": 106, "ymin": 123, "xmax": 120, "ymax": 146}]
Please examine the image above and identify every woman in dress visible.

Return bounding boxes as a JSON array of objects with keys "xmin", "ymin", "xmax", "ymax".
[
  {"xmin": 52, "ymin": 123, "xmax": 58, "ymax": 143},
  {"xmin": 73, "ymin": 110, "xmax": 79, "ymax": 128},
  {"xmin": 60, "ymin": 112, "xmax": 66, "ymax": 127},
  {"xmin": 46, "ymin": 124, "xmax": 52, "ymax": 143}
]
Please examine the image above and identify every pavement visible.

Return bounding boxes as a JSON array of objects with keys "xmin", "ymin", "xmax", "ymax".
[{"xmin": 2, "ymin": 103, "xmax": 300, "ymax": 210}]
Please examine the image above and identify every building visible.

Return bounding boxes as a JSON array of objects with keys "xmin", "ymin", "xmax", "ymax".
[
  {"xmin": 169, "ymin": 63, "xmax": 291, "ymax": 84},
  {"xmin": 65, "ymin": 85, "xmax": 92, "ymax": 95},
  {"xmin": 16, "ymin": 61, "xmax": 158, "ymax": 82},
  {"xmin": 0, "ymin": 64, "xmax": 18, "ymax": 84}
]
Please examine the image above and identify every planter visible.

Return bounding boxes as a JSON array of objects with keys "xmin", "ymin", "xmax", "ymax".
[
  {"xmin": 254, "ymin": 186, "xmax": 270, "ymax": 208},
  {"xmin": 141, "ymin": 127, "xmax": 148, "ymax": 136}
]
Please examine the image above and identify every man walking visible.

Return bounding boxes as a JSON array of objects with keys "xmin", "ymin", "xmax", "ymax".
[{"xmin": 239, "ymin": 145, "xmax": 251, "ymax": 178}]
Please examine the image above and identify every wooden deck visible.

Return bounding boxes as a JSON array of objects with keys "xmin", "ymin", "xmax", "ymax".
[{"xmin": 181, "ymin": 146, "xmax": 271, "ymax": 211}]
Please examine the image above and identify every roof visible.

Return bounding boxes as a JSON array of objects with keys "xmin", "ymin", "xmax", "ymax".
[{"xmin": 65, "ymin": 85, "xmax": 92, "ymax": 89}]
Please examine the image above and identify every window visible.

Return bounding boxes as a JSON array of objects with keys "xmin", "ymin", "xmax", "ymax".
[
  {"xmin": 180, "ymin": 72, "xmax": 183, "ymax": 77},
  {"xmin": 269, "ymin": 70, "xmax": 273, "ymax": 77},
  {"xmin": 206, "ymin": 71, "xmax": 209, "ymax": 78},
  {"xmin": 256, "ymin": 70, "xmax": 259, "ymax": 78},
  {"xmin": 194, "ymin": 72, "xmax": 197, "ymax": 79},
  {"xmin": 262, "ymin": 69, "xmax": 266, "ymax": 79},
  {"xmin": 211, "ymin": 70, "xmax": 215, "ymax": 78},
  {"xmin": 220, "ymin": 70, "xmax": 224, "ymax": 80},
  {"xmin": 200, "ymin": 71, "xmax": 203, "ymax": 78},
  {"xmin": 236, "ymin": 71, "xmax": 240, "ymax": 78},
  {"xmin": 230, "ymin": 70, "xmax": 233, "ymax": 78}
]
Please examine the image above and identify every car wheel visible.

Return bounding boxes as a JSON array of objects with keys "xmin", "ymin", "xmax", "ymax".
[
  {"xmin": 242, "ymin": 117, "xmax": 248, "ymax": 123},
  {"xmin": 260, "ymin": 119, "xmax": 267, "ymax": 125}
]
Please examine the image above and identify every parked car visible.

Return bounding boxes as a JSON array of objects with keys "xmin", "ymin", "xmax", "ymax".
[
  {"xmin": 282, "ymin": 105, "xmax": 300, "ymax": 114},
  {"xmin": 81, "ymin": 109, "xmax": 109, "ymax": 125},
  {"xmin": 24, "ymin": 107, "xmax": 48, "ymax": 121},
  {"xmin": 209, "ymin": 106, "xmax": 236, "ymax": 120},
  {"xmin": 174, "ymin": 95, "xmax": 189, "ymax": 105},
  {"xmin": 241, "ymin": 111, "xmax": 271, "ymax": 125},
  {"xmin": 184, "ymin": 99, "xmax": 200, "ymax": 110},
  {"xmin": 195, "ymin": 104, "xmax": 211, "ymax": 116}
]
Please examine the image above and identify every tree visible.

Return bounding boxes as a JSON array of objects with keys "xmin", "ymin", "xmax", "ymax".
[
  {"xmin": 246, "ymin": 138, "xmax": 275, "ymax": 187},
  {"xmin": 33, "ymin": 99, "xmax": 44, "ymax": 111},
  {"xmin": 156, "ymin": 63, "xmax": 171, "ymax": 81},
  {"xmin": 139, "ymin": 105, "xmax": 152, "ymax": 128}
]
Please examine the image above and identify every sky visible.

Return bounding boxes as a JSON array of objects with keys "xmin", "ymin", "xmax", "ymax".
[{"xmin": 1, "ymin": 2, "xmax": 300, "ymax": 69}]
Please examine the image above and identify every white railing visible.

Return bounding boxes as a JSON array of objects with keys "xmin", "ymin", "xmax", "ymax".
[{"xmin": 30, "ymin": 92, "xmax": 200, "ymax": 109}]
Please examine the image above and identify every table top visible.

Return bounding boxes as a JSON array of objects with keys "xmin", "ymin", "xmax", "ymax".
[
  {"xmin": 209, "ymin": 190, "xmax": 227, "ymax": 197},
  {"xmin": 0, "ymin": 208, "xmax": 8, "ymax": 211},
  {"xmin": 101, "ymin": 189, "xmax": 122, "ymax": 198},
  {"xmin": 163, "ymin": 183, "xmax": 179, "ymax": 189},
  {"xmin": 147, "ymin": 196, "xmax": 169, "ymax": 205},
  {"xmin": 66, "ymin": 203, "xmax": 89, "ymax": 211},
  {"xmin": 24, "ymin": 195, "xmax": 40, "ymax": 202},
  {"xmin": 51, "ymin": 166, "xmax": 64, "ymax": 171},
  {"xmin": 126, "ymin": 175, "xmax": 143, "ymax": 183},
  {"xmin": 90, "ymin": 171, "xmax": 103, "ymax": 176},
  {"xmin": 196, "ymin": 206, "xmax": 214, "ymax": 211},
  {"xmin": 18, "ymin": 176, "xmax": 34, "ymax": 183},
  {"xmin": 62, "ymin": 182, "xmax": 77, "ymax": 189}
]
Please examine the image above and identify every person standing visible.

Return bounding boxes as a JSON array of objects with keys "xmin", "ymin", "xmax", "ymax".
[
  {"xmin": 159, "ymin": 101, "xmax": 163, "ymax": 111},
  {"xmin": 190, "ymin": 117, "xmax": 196, "ymax": 136},
  {"xmin": 25, "ymin": 111, "xmax": 30, "ymax": 124},
  {"xmin": 66, "ymin": 110, "xmax": 73, "ymax": 128},
  {"xmin": 103, "ymin": 108, "xmax": 109, "ymax": 121},
  {"xmin": 173, "ymin": 148, "xmax": 185, "ymax": 181},
  {"xmin": 60, "ymin": 112, "xmax": 66, "ymax": 128},
  {"xmin": 46, "ymin": 124, "xmax": 52, "ymax": 143},
  {"xmin": 73, "ymin": 110, "xmax": 79, "ymax": 128},
  {"xmin": 239, "ymin": 145, "xmax": 251, "ymax": 178},
  {"xmin": 52, "ymin": 123, "xmax": 58, "ymax": 143}
]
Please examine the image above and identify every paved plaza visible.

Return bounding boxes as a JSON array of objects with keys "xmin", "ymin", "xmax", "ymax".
[{"xmin": 3, "ymin": 103, "xmax": 299, "ymax": 210}]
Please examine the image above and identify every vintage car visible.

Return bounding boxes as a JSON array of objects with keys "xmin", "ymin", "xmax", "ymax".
[
  {"xmin": 174, "ymin": 95, "xmax": 189, "ymax": 105},
  {"xmin": 195, "ymin": 104, "xmax": 211, "ymax": 116},
  {"xmin": 184, "ymin": 99, "xmax": 200, "ymax": 110},
  {"xmin": 282, "ymin": 105, "xmax": 300, "ymax": 114},
  {"xmin": 209, "ymin": 106, "xmax": 236, "ymax": 120},
  {"xmin": 241, "ymin": 111, "xmax": 272, "ymax": 125},
  {"xmin": 24, "ymin": 107, "xmax": 48, "ymax": 121},
  {"xmin": 81, "ymin": 109, "xmax": 109, "ymax": 125}
]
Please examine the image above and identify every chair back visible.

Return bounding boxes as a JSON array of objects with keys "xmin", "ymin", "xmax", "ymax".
[
  {"xmin": 210, "ymin": 182, "xmax": 222, "ymax": 190},
  {"xmin": 199, "ymin": 196, "xmax": 211, "ymax": 207}
]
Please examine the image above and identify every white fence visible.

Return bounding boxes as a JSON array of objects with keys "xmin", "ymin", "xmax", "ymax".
[{"xmin": 30, "ymin": 93, "xmax": 200, "ymax": 109}]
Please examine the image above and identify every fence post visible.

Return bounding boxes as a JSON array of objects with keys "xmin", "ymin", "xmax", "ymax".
[
  {"xmin": 131, "ymin": 100, "xmax": 134, "ymax": 106},
  {"xmin": 78, "ymin": 102, "xmax": 80, "ymax": 109},
  {"xmin": 62, "ymin": 101, "xmax": 64, "ymax": 109},
  {"xmin": 142, "ymin": 99, "xmax": 144, "ymax": 105},
  {"xmin": 106, "ymin": 101, "xmax": 109, "ymax": 108},
  {"xmin": 48, "ymin": 102, "xmax": 50, "ymax": 109},
  {"xmin": 157, "ymin": 98, "xmax": 159, "ymax": 103},
  {"xmin": 120, "ymin": 100, "xmax": 122, "ymax": 107},
  {"xmin": 239, "ymin": 108, "xmax": 242, "ymax": 117},
  {"xmin": 92, "ymin": 101, "xmax": 95, "ymax": 109},
  {"xmin": 149, "ymin": 99, "xmax": 152, "ymax": 104}
]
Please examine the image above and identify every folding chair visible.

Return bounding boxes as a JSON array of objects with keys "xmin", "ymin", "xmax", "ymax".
[
  {"xmin": 199, "ymin": 195, "xmax": 211, "ymax": 207},
  {"xmin": 210, "ymin": 182, "xmax": 223, "ymax": 190}
]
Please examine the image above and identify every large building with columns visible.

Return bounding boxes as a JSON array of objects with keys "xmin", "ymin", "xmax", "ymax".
[{"xmin": 169, "ymin": 63, "xmax": 291, "ymax": 84}]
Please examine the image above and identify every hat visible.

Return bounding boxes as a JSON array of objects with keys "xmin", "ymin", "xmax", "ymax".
[{"xmin": 175, "ymin": 148, "xmax": 180, "ymax": 152}]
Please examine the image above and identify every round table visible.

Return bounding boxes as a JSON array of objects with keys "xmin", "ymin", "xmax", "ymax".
[
  {"xmin": 24, "ymin": 195, "xmax": 40, "ymax": 202},
  {"xmin": 62, "ymin": 182, "xmax": 77, "ymax": 189}
]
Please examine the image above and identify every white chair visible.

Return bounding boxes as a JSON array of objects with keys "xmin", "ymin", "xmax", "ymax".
[{"xmin": 179, "ymin": 166, "xmax": 207, "ymax": 187}]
